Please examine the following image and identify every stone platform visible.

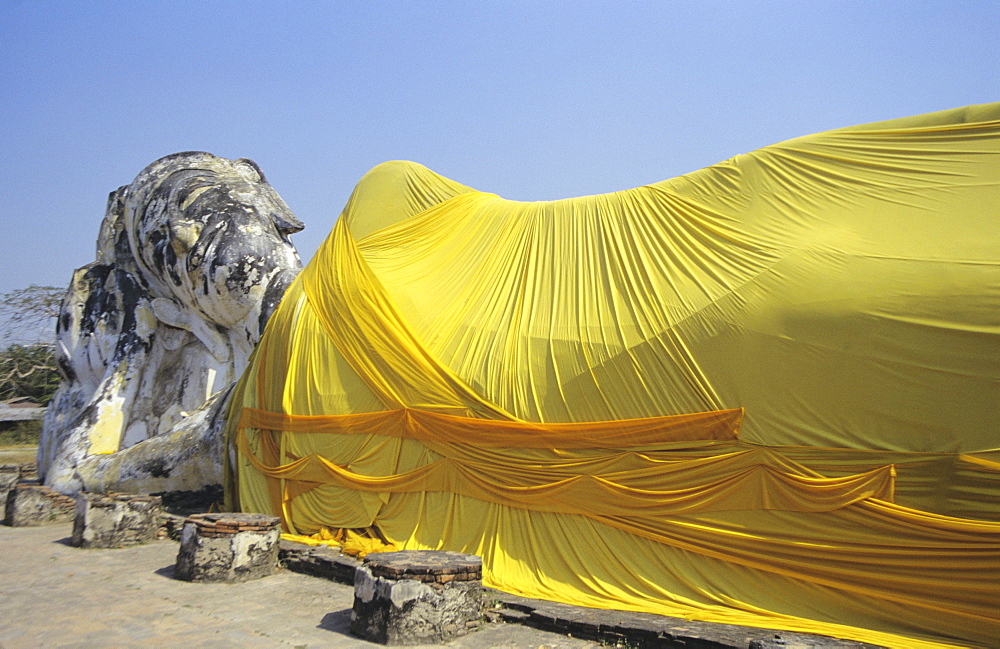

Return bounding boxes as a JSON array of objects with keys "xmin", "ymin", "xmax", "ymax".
[
  {"xmin": 0, "ymin": 464, "xmax": 20, "ymax": 520},
  {"xmin": 72, "ymin": 492, "xmax": 162, "ymax": 548},
  {"xmin": 4, "ymin": 483, "xmax": 76, "ymax": 527},
  {"xmin": 351, "ymin": 550, "xmax": 484, "ymax": 645},
  {"xmin": 174, "ymin": 512, "xmax": 281, "ymax": 583}
]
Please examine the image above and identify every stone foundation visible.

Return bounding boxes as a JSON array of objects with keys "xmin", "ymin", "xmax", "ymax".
[
  {"xmin": 4, "ymin": 483, "xmax": 76, "ymax": 527},
  {"xmin": 71, "ymin": 493, "xmax": 162, "ymax": 548},
  {"xmin": 351, "ymin": 550, "xmax": 484, "ymax": 645},
  {"xmin": 18, "ymin": 462, "xmax": 38, "ymax": 481},
  {"xmin": 174, "ymin": 513, "xmax": 281, "ymax": 583},
  {"xmin": 0, "ymin": 464, "xmax": 20, "ymax": 520}
]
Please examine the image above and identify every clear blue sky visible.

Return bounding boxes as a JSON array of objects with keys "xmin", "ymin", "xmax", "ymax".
[{"xmin": 1, "ymin": 1, "xmax": 997, "ymax": 298}]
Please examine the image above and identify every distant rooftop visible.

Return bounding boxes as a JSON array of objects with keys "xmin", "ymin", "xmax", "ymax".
[{"xmin": 0, "ymin": 398, "xmax": 45, "ymax": 422}]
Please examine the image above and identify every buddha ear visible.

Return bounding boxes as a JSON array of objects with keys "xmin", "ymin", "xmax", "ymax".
[
  {"xmin": 150, "ymin": 297, "xmax": 230, "ymax": 363},
  {"xmin": 151, "ymin": 298, "xmax": 189, "ymax": 352},
  {"xmin": 151, "ymin": 297, "xmax": 190, "ymax": 331}
]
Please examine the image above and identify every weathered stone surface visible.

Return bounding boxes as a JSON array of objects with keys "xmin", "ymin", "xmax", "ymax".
[
  {"xmin": 0, "ymin": 464, "xmax": 20, "ymax": 520},
  {"xmin": 279, "ymin": 538, "xmax": 362, "ymax": 583},
  {"xmin": 18, "ymin": 462, "xmax": 38, "ymax": 481},
  {"xmin": 183, "ymin": 511, "xmax": 281, "ymax": 536},
  {"xmin": 0, "ymin": 464, "xmax": 19, "ymax": 485},
  {"xmin": 365, "ymin": 550, "xmax": 482, "ymax": 583},
  {"xmin": 71, "ymin": 492, "xmax": 162, "ymax": 548},
  {"xmin": 39, "ymin": 152, "xmax": 303, "ymax": 496},
  {"xmin": 488, "ymin": 591, "xmax": 883, "ymax": 649},
  {"xmin": 158, "ymin": 511, "xmax": 187, "ymax": 541},
  {"xmin": 5, "ymin": 483, "xmax": 76, "ymax": 526},
  {"xmin": 174, "ymin": 513, "xmax": 281, "ymax": 583},
  {"xmin": 351, "ymin": 551, "xmax": 485, "ymax": 645}
]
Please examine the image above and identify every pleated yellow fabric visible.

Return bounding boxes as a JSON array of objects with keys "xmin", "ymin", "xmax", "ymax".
[{"xmin": 227, "ymin": 104, "xmax": 1000, "ymax": 648}]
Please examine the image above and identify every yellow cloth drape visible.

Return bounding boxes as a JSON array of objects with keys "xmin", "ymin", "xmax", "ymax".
[{"xmin": 227, "ymin": 104, "xmax": 1000, "ymax": 649}]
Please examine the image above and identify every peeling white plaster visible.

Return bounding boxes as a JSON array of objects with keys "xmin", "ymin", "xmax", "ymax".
[{"xmin": 40, "ymin": 152, "xmax": 303, "ymax": 495}]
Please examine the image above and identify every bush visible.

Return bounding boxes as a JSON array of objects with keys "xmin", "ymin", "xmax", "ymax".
[{"xmin": 0, "ymin": 420, "xmax": 42, "ymax": 447}]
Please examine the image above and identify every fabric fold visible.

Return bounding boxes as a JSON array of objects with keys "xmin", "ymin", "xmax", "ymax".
[{"xmin": 226, "ymin": 104, "xmax": 1000, "ymax": 648}]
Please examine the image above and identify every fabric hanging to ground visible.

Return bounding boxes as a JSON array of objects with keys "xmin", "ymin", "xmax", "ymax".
[{"xmin": 226, "ymin": 103, "xmax": 1000, "ymax": 649}]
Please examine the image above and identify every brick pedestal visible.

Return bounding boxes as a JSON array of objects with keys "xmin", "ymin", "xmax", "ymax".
[
  {"xmin": 4, "ymin": 483, "xmax": 76, "ymax": 527},
  {"xmin": 18, "ymin": 462, "xmax": 37, "ymax": 481},
  {"xmin": 174, "ymin": 513, "xmax": 281, "ymax": 583},
  {"xmin": 71, "ymin": 493, "xmax": 162, "ymax": 548},
  {"xmin": 351, "ymin": 550, "xmax": 484, "ymax": 645}
]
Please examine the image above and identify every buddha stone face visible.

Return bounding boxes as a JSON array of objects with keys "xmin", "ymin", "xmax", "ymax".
[
  {"xmin": 40, "ymin": 152, "xmax": 304, "ymax": 495},
  {"xmin": 127, "ymin": 154, "xmax": 302, "ymax": 334}
]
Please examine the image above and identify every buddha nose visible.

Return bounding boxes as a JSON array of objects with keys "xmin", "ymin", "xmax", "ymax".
[{"xmin": 273, "ymin": 211, "xmax": 304, "ymax": 235}]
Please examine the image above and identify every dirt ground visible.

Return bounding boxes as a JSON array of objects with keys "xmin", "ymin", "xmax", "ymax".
[
  {"xmin": 0, "ymin": 522, "xmax": 600, "ymax": 649},
  {"xmin": 0, "ymin": 446, "xmax": 37, "ymax": 465}
]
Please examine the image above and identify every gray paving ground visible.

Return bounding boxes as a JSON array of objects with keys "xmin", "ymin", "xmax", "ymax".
[{"xmin": 0, "ymin": 523, "xmax": 599, "ymax": 649}]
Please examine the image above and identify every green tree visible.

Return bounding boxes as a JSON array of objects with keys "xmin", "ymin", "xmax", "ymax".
[
  {"xmin": 0, "ymin": 343, "xmax": 59, "ymax": 405},
  {"xmin": 0, "ymin": 285, "xmax": 64, "ymax": 405},
  {"xmin": 0, "ymin": 284, "xmax": 63, "ymax": 345}
]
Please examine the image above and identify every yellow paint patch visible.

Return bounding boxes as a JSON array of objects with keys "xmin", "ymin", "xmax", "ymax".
[{"xmin": 88, "ymin": 396, "xmax": 124, "ymax": 455}]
